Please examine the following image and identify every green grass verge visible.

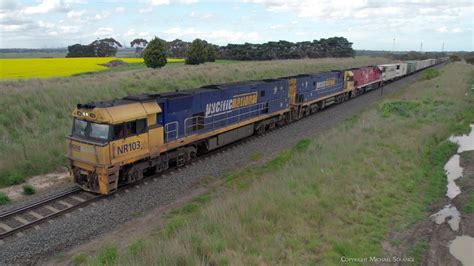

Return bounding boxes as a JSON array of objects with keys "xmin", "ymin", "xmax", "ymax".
[
  {"xmin": 82, "ymin": 62, "xmax": 474, "ymax": 264},
  {"xmin": 408, "ymin": 240, "xmax": 428, "ymax": 262},
  {"xmin": 420, "ymin": 68, "xmax": 440, "ymax": 80},
  {"xmin": 0, "ymin": 56, "xmax": 390, "ymax": 187},
  {"xmin": 91, "ymin": 245, "xmax": 117, "ymax": 266},
  {"xmin": 72, "ymin": 253, "xmax": 87, "ymax": 266},
  {"xmin": 462, "ymin": 194, "xmax": 474, "ymax": 214},
  {"xmin": 0, "ymin": 192, "xmax": 10, "ymax": 205}
]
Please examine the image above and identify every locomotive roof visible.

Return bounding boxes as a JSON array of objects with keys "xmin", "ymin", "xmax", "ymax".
[{"xmin": 78, "ymin": 78, "xmax": 285, "ymax": 109}]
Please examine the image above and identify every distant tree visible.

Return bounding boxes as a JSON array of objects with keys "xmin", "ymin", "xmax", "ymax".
[
  {"xmin": 166, "ymin": 39, "xmax": 190, "ymax": 58},
  {"xmin": 67, "ymin": 38, "xmax": 122, "ymax": 57},
  {"xmin": 465, "ymin": 56, "xmax": 474, "ymax": 65},
  {"xmin": 91, "ymin": 38, "xmax": 122, "ymax": 57},
  {"xmin": 205, "ymin": 43, "xmax": 216, "ymax": 62},
  {"xmin": 130, "ymin": 38, "xmax": 148, "ymax": 57},
  {"xmin": 217, "ymin": 37, "xmax": 355, "ymax": 61},
  {"xmin": 143, "ymin": 37, "xmax": 167, "ymax": 68},
  {"xmin": 463, "ymin": 52, "xmax": 474, "ymax": 65},
  {"xmin": 450, "ymin": 55, "xmax": 461, "ymax": 62},
  {"xmin": 66, "ymin": 44, "xmax": 95, "ymax": 57},
  {"xmin": 185, "ymin": 39, "xmax": 207, "ymax": 65}
]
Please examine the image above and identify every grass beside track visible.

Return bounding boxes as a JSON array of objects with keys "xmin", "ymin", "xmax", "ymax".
[
  {"xmin": 0, "ymin": 57, "xmax": 389, "ymax": 187},
  {"xmin": 79, "ymin": 62, "xmax": 473, "ymax": 264}
]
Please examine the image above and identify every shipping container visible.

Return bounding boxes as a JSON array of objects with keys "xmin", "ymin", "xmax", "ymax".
[
  {"xmin": 405, "ymin": 61, "xmax": 418, "ymax": 74},
  {"xmin": 378, "ymin": 63, "xmax": 407, "ymax": 81},
  {"xmin": 349, "ymin": 66, "xmax": 382, "ymax": 90}
]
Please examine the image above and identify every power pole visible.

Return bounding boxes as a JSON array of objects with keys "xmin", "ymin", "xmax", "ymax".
[
  {"xmin": 392, "ymin": 38, "xmax": 396, "ymax": 53},
  {"xmin": 419, "ymin": 42, "xmax": 423, "ymax": 52}
]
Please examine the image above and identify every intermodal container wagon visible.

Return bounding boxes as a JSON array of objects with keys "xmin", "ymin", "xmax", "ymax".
[
  {"xmin": 379, "ymin": 63, "xmax": 407, "ymax": 81},
  {"xmin": 405, "ymin": 61, "xmax": 417, "ymax": 74},
  {"xmin": 349, "ymin": 66, "xmax": 382, "ymax": 90}
]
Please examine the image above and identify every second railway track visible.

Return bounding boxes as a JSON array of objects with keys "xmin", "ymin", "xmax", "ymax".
[{"xmin": 0, "ymin": 186, "xmax": 101, "ymax": 240}]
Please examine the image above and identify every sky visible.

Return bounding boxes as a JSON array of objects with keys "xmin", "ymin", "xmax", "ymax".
[{"xmin": 0, "ymin": 0, "xmax": 472, "ymax": 51}]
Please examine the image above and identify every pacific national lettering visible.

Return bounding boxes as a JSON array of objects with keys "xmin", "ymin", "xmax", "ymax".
[{"xmin": 205, "ymin": 92, "xmax": 258, "ymax": 117}]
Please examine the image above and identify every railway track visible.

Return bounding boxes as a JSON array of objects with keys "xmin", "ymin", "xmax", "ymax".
[
  {"xmin": 0, "ymin": 186, "xmax": 101, "ymax": 240},
  {"xmin": 0, "ymin": 133, "xmax": 260, "ymax": 241}
]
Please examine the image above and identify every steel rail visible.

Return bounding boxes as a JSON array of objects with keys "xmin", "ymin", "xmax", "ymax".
[{"xmin": 0, "ymin": 186, "xmax": 81, "ymax": 219}]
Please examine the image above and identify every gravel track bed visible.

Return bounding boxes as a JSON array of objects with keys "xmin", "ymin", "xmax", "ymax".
[{"xmin": 0, "ymin": 66, "xmax": 441, "ymax": 265}]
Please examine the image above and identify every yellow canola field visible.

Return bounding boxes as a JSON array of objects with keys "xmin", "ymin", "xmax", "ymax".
[{"xmin": 0, "ymin": 57, "xmax": 184, "ymax": 79}]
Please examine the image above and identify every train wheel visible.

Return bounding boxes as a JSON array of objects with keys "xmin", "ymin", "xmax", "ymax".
[{"xmin": 126, "ymin": 165, "xmax": 144, "ymax": 184}]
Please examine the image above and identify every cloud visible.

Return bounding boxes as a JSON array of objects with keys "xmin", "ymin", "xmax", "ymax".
[
  {"xmin": 139, "ymin": 7, "xmax": 153, "ymax": 13},
  {"xmin": 244, "ymin": 0, "xmax": 469, "ymax": 22},
  {"xmin": 94, "ymin": 11, "xmax": 111, "ymax": 20},
  {"xmin": 142, "ymin": 0, "xmax": 198, "ymax": 12},
  {"xmin": 190, "ymin": 11, "xmax": 214, "ymax": 20},
  {"xmin": 437, "ymin": 26, "xmax": 448, "ymax": 33},
  {"xmin": 123, "ymin": 29, "xmax": 136, "ymax": 37},
  {"xmin": 94, "ymin": 27, "xmax": 114, "ymax": 37},
  {"xmin": 67, "ymin": 9, "xmax": 86, "ymax": 18},
  {"xmin": 436, "ymin": 26, "xmax": 463, "ymax": 34},
  {"xmin": 149, "ymin": 0, "xmax": 198, "ymax": 6},
  {"xmin": 23, "ymin": 0, "xmax": 70, "ymax": 15},
  {"xmin": 59, "ymin": 25, "xmax": 80, "ymax": 34},
  {"xmin": 115, "ymin": 6, "xmax": 125, "ymax": 13},
  {"xmin": 0, "ymin": 0, "xmax": 18, "ymax": 11},
  {"xmin": 163, "ymin": 27, "xmax": 260, "ymax": 44},
  {"xmin": 150, "ymin": 0, "xmax": 170, "ymax": 5}
]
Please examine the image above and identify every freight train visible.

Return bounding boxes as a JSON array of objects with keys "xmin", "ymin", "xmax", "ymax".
[{"xmin": 66, "ymin": 57, "xmax": 448, "ymax": 194}]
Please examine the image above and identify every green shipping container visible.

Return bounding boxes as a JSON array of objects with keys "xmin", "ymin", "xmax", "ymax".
[{"xmin": 405, "ymin": 61, "xmax": 417, "ymax": 74}]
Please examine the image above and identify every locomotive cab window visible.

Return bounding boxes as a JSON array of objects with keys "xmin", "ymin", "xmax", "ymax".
[
  {"xmin": 112, "ymin": 119, "xmax": 147, "ymax": 140},
  {"xmin": 260, "ymin": 90, "xmax": 265, "ymax": 97},
  {"xmin": 396, "ymin": 65, "xmax": 400, "ymax": 70},
  {"xmin": 72, "ymin": 118, "xmax": 111, "ymax": 142}
]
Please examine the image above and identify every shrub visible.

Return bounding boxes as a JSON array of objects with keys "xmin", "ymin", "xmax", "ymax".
[
  {"xmin": 128, "ymin": 239, "xmax": 146, "ymax": 256},
  {"xmin": 449, "ymin": 55, "xmax": 461, "ymax": 62},
  {"xmin": 0, "ymin": 192, "xmax": 10, "ymax": 205},
  {"xmin": 2, "ymin": 172, "xmax": 25, "ymax": 187},
  {"xmin": 185, "ymin": 39, "xmax": 207, "ymax": 65},
  {"xmin": 72, "ymin": 253, "xmax": 87, "ymax": 265},
  {"xmin": 94, "ymin": 245, "xmax": 118, "ymax": 265},
  {"xmin": 464, "ymin": 53, "xmax": 474, "ymax": 65},
  {"xmin": 380, "ymin": 101, "xmax": 421, "ymax": 117},
  {"xmin": 421, "ymin": 69, "xmax": 440, "ymax": 80},
  {"xmin": 205, "ymin": 43, "xmax": 217, "ymax": 62},
  {"xmin": 143, "ymin": 37, "xmax": 167, "ymax": 69},
  {"xmin": 22, "ymin": 184, "xmax": 36, "ymax": 195}
]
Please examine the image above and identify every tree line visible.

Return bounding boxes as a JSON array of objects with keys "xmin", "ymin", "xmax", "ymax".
[
  {"xmin": 66, "ymin": 36, "xmax": 355, "ymax": 68},
  {"xmin": 66, "ymin": 38, "xmax": 122, "ymax": 57},
  {"xmin": 218, "ymin": 37, "xmax": 355, "ymax": 60}
]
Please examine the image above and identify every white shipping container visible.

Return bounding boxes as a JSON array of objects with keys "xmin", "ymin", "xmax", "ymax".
[
  {"xmin": 416, "ymin": 60, "xmax": 423, "ymax": 71},
  {"xmin": 378, "ymin": 63, "xmax": 407, "ymax": 81}
]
